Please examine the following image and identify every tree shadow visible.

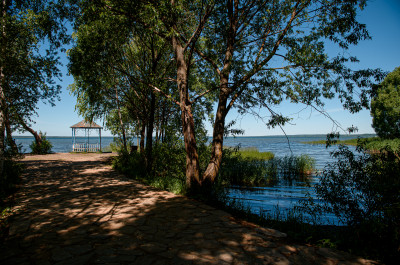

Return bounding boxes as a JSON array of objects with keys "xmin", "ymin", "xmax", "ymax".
[{"xmin": 1, "ymin": 155, "xmax": 374, "ymax": 264}]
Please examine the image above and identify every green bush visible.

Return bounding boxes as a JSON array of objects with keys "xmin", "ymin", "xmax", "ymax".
[
  {"xmin": 312, "ymin": 144, "xmax": 400, "ymax": 263},
  {"xmin": 29, "ymin": 133, "xmax": 52, "ymax": 154},
  {"xmin": 112, "ymin": 149, "xmax": 146, "ymax": 179},
  {"xmin": 112, "ymin": 140, "xmax": 188, "ymax": 194},
  {"xmin": 1, "ymin": 140, "xmax": 24, "ymax": 203},
  {"xmin": 0, "ymin": 160, "xmax": 24, "ymax": 202}
]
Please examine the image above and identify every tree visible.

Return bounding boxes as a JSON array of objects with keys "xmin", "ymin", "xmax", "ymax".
[
  {"xmin": 68, "ymin": 15, "xmax": 182, "ymax": 172},
  {"xmin": 371, "ymin": 67, "xmax": 400, "ymax": 139},
  {"xmin": 68, "ymin": 0, "xmax": 215, "ymax": 181},
  {"xmin": 0, "ymin": 0, "xmax": 70, "ymax": 173},
  {"xmin": 70, "ymin": 0, "xmax": 384, "ymax": 193},
  {"xmin": 195, "ymin": 0, "xmax": 385, "ymax": 188}
]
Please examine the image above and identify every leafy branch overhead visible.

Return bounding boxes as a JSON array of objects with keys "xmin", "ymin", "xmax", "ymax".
[{"xmin": 68, "ymin": 0, "xmax": 384, "ymax": 192}]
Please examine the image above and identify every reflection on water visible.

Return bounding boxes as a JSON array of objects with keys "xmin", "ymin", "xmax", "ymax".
[
  {"xmin": 228, "ymin": 178, "xmax": 342, "ymax": 225},
  {"xmin": 223, "ymin": 135, "xmax": 372, "ymax": 225}
]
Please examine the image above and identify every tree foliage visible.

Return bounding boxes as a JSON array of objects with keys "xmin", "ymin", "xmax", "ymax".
[
  {"xmin": 69, "ymin": 0, "xmax": 384, "ymax": 192},
  {"xmin": 314, "ymin": 143, "xmax": 400, "ymax": 263},
  {"xmin": 0, "ymin": 0, "xmax": 70, "ymax": 152},
  {"xmin": 371, "ymin": 66, "xmax": 400, "ymax": 139},
  {"xmin": 0, "ymin": 0, "xmax": 71, "ymax": 184}
]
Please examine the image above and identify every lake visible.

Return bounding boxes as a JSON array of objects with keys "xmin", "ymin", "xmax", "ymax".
[
  {"xmin": 15, "ymin": 134, "xmax": 373, "ymax": 225},
  {"xmin": 223, "ymin": 135, "xmax": 372, "ymax": 225}
]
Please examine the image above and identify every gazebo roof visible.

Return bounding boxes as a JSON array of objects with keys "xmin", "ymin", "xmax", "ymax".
[{"xmin": 70, "ymin": 120, "xmax": 103, "ymax": 129}]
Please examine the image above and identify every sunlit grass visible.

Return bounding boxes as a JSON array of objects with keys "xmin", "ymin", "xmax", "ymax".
[
  {"xmin": 304, "ymin": 136, "xmax": 400, "ymax": 153},
  {"xmin": 238, "ymin": 147, "xmax": 275, "ymax": 160}
]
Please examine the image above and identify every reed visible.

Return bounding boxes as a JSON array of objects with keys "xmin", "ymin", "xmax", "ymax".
[
  {"xmin": 220, "ymin": 146, "xmax": 315, "ymax": 187},
  {"xmin": 238, "ymin": 147, "xmax": 275, "ymax": 160},
  {"xmin": 304, "ymin": 136, "xmax": 400, "ymax": 153}
]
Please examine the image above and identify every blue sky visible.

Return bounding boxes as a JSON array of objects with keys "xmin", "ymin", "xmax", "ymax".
[{"xmin": 20, "ymin": 0, "xmax": 400, "ymax": 137}]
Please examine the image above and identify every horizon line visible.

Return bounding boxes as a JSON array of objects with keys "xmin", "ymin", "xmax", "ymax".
[{"xmin": 14, "ymin": 133, "xmax": 376, "ymax": 138}]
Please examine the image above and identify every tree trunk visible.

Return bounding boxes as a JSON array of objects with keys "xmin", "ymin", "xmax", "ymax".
[
  {"xmin": 0, "ymin": 0, "xmax": 7, "ymax": 174},
  {"xmin": 145, "ymin": 91, "xmax": 155, "ymax": 172},
  {"xmin": 202, "ymin": 92, "xmax": 229, "ymax": 186},
  {"xmin": 0, "ymin": 87, "xmax": 5, "ymax": 175},
  {"xmin": 115, "ymin": 85, "xmax": 127, "ymax": 151},
  {"xmin": 201, "ymin": 1, "xmax": 236, "ymax": 188},
  {"xmin": 139, "ymin": 120, "xmax": 145, "ymax": 155},
  {"xmin": 172, "ymin": 34, "xmax": 201, "ymax": 190},
  {"xmin": 18, "ymin": 116, "xmax": 42, "ymax": 145},
  {"xmin": 4, "ymin": 111, "xmax": 18, "ymax": 153},
  {"xmin": 160, "ymin": 100, "xmax": 166, "ymax": 143}
]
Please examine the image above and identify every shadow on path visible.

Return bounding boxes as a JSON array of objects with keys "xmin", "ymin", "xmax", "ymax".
[{"xmin": 1, "ymin": 154, "xmax": 378, "ymax": 264}]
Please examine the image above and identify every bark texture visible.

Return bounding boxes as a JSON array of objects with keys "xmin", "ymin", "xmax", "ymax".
[
  {"xmin": 0, "ymin": 0, "xmax": 7, "ymax": 175},
  {"xmin": 202, "ymin": 0, "xmax": 236, "ymax": 187},
  {"xmin": 115, "ymin": 85, "xmax": 127, "ymax": 151},
  {"xmin": 172, "ymin": 34, "xmax": 201, "ymax": 190}
]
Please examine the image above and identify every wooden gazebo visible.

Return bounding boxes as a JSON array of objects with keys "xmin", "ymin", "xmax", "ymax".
[{"xmin": 70, "ymin": 120, "xmax": 103, "ymax": 152}]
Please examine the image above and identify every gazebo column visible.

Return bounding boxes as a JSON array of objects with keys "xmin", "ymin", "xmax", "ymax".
[
  {"xmin": 87, "ymin": 128, "xmax": 89, "ymax": 152},
  {"xmin": 72, "ymin": 128, "xmax": 76, "ymax": 152},
  {"xmin": 99, "ymin": 128, "xmax": 102, "ymax": 152}
]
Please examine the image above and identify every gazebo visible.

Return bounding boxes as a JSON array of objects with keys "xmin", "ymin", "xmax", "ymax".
[{"xmin": 70, "ymin": 120, "xmax": 103, "ymax": 152}]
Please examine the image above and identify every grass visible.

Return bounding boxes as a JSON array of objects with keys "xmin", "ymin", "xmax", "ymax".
[
  {"xmin": 0, "ymin": 207, "xmax": 13, "ymax": 240},
  {"xmin": 304, "ymin": 136, "xmax": 400, "ymax": 153},
  {"xmin": 237, "ymin": 147, "xmax": 274, "ymax": 160}
]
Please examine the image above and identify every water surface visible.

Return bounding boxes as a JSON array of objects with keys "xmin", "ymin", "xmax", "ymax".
[{"xmin": 15, "ymin": 134, "xmax": 373, "ymax": 224}]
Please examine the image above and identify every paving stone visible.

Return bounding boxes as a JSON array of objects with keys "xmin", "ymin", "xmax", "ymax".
[
  {"xmin": 4, "ymin": 256, "xmax": 30, "ymax": 265},
  {"xmin": 158, "ymin": 249, "xmax": 179, "ymax": 259},
  {"xmin": 117, "ymin": 248, "xmax": 145, "ymax": 256},
  {"xmin": 278, "ymin": 245, "xmax": 298, "ymax": 256},
  {"xmin": 1, "ymin": 153, "xmax": 379, "ymax": 265},
  {"xmin": 54, "ymin": 252, "xmax": 94, "ymax": 265},
  {"xmin": 8, "ymin": 219, "xmax": 31, "ymax": 236},
  {"xmin": 93, "ymin": 255, "xmax": 120, "ymax": 264},
  {"xmin": 317, "ymin": 247, "xmax": 351, "ymax": 260},
  {"xmin": 51, "ymin": 247, "xmax": 74, "ymax": 262},
  {"xmin": 64, "ymin": 244, "xmax": 92, "ymax": 255},
  {"xmin": 140, "ymin": 242, "xmax": 168, "ymax": 254},
  {"xmin": 118, "ymin": 225, "xmax": 137, "ymax": 235},
  {"xmin": 134, "ymin": 255, "xmax": 159, "ymax": 264},
  {"xmin": 88, "ymin": 233, "xmax": 112, "ymax": 240},
  {"xmin": 34, "ymin": 259, "xmax": 52, "ymax": 265},
  {"xmin": 218, "ymin": 252, "xmax": 234, "ymax": 263}
]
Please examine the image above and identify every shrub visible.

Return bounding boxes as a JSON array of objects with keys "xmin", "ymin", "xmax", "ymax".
[
  {"xmin": 112, "ymin": 139, "xmax": 188, "ymax": 194},
  {"xmin": 29, "ymin": 133, "xmax": 52, "ymax": 154},
  {"xmin": 112, "ymin": 149, "xmax": 146, "ymax": 179},
  {"xmin": 1, "ymin": 140, "xmax": 24, "ymax": 203},
  {"xmin": 0, "ymin": 160, "xmax": 24, "ymax": 203},
  {"xmin": 312, "ymin": 144, "xmax": 400, "ymax": 263}
]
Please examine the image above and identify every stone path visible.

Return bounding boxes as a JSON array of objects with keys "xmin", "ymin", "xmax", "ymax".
[{"xmin": 1, "ymin": 153, "xmax": 379, "ymax": 264}]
